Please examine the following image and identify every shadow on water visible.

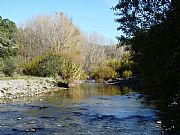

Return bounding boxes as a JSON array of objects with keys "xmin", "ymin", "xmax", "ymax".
[
  {"xmin": 0, "ymin": 83, "xmax": 163, "ymax": 135},
  {"xmin": 146, "ymin": 93, "xmax": 180, "ymax": 135}
]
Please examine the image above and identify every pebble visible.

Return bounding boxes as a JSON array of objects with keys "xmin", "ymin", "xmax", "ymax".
[
  {"xmin": 17, "ymin": 117, "xmax": 22, "ymax": 120},
  {"xmin": 25, "ymin": 128, "xmax": 36, "ymax": 132},
  {"xmin": 0, "ymin": 77, "xmax": 57, "ymax": 102}
]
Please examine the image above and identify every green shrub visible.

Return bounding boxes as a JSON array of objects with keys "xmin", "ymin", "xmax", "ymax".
[
  {"xmin": 59, "ymin": 60, "xmax": 83, "ymax": 82},
  {"xmin": 106, "ymin": 59, "xmax": 122, "ymax": 71},
  {"xmin": 0, "ymin": 58, "xmax": 4, "ymax": 71},
  {"xmin": 2, "ymin": 57, "xmax": 16, "ymax": 77},
  {"xmin": 101, "ymin": 66, "xmax": 117, "ymax": 81},
  {"xmin": 22, "ymin": 55, "xmax": 44, "ymax": 76},
  {"xmin": 92, "ymin": 66, "xmax": 117, "ymax": 81},
  {"xmin": 122, "ymin": 70, "xmax": 132, "ymax": 78},
  {"xmin": 91, "ymin": 69, "xmax": 100, "ymax": 81},
  {"xmin": 22, "ymin": 53, "xmax": 84, "ymax": 82},
  {"xmin": 38, "ymin": 54, "xmax": 63, "ymax": 77}
]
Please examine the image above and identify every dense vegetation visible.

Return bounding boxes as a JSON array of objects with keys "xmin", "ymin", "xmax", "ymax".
[
  {"xmin": 22, "ymin": 53, "xmax": 85, "ymax": 82},
  {"xmin": 0, "ymin": 13, "xmax": 133, "ymax": 83},
  {"xmin": 0, "ymin": 16, "xmax": 18, "ymax": 76},
  {"xmin": 113, "ymin": 0, "xmax": 180, "ymax": 133},
  {"xmin": 91, "ymin": 50, "xmax": 134, "ymax": 81},
  {"xmin": 0, "ymin": 1, "xmax": 179, "ymax": 133}
]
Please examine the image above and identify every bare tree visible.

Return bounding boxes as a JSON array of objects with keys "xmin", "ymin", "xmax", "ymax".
[
  {"xmin": 80, "ymin": 32, "xmax": 124, "ymax": 75},
  {"xmin": 16, "ymin": 12, "xmax": 82, "ymax": 62}
]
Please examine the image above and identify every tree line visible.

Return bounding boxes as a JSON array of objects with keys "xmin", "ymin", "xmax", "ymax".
[
  {"xmin": 113, "ymin": 0, "xmax": 180, "ymax": 133},
  {"xmin": 0, "ymin": 13, "xmax": 133, "ymax": 83}
]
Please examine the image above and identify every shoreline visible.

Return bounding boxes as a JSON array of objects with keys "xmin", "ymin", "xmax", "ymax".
[{"xmin": 0, "ymin": 76, "xmax": 63, "ymax": 103}]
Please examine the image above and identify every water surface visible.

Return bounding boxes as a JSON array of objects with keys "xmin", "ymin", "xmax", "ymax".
[{"xmin": 0, "ymin": 83, "xmax": 161, "ymax": 135}]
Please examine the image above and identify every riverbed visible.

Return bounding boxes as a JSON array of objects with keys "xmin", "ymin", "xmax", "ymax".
[{"xmin": 0, "ymin": 83, "xmax": 162, "ymax": 135}]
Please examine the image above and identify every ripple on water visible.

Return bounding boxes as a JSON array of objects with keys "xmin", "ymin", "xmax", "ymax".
[{"xmin": 0, "ymin": 84, "xmax": 162, "ymax": 135}]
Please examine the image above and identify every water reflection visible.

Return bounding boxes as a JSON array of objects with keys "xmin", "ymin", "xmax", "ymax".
[
  {"xmin": 39, "ymin": 83, "xmax": 133, "ymax": 106},
  {"xmin": 45, "ymin": 83, "xmax": 132, "ymax": 99},
  {"xmin": 0, "ymin": 83, "xmax": 161, "ymax": 135}
]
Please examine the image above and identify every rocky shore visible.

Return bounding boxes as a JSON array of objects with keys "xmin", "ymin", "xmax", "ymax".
[{"xmin": 0, "ymin": 77, "xmax": 60, "ymax": 102}]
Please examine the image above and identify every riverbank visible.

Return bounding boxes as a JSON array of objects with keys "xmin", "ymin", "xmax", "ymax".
[{"xmin": 0, "ymin": 76, "xmax": 61, "ymax": 103}]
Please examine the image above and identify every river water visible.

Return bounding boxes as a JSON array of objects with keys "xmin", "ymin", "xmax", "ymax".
[{"xmin": 0, "ymin": 83, "xmax": 162, "ymax": 135}]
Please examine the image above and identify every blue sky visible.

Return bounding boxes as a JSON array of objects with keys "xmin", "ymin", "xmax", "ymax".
[{"xmin": 0, "ymin": 0, "xmax": 121, "ymax": 43}]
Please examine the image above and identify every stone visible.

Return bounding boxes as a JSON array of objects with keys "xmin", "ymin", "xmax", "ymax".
[
  {"xmin": 0, "ymin": 77, "xmax": 58, "ymax": 101},
  {"xmin": 0, "ymin": 90, "xmax": 5, "ymax": 97},
  {"xmin": 17, "ymin": 117, "xmax": 22, "ymax": 120},
  {"xmin": 156, "ymin": 120, "xmax": 161, "ymax": 124}
]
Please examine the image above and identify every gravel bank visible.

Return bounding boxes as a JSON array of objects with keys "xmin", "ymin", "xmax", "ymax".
[{"xmin": 0, "ymin": 77, "xmax": 59, "ymax": 102}]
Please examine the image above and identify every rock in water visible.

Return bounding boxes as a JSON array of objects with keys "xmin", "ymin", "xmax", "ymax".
[{"xmin": 0, "ymin": 90, "xmax": 5, "ymax": 97}]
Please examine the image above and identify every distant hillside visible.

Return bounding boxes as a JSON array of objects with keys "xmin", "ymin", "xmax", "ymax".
[{"xmin": 80, "ymin": 41, "xmax": 125, "ymax": 75}]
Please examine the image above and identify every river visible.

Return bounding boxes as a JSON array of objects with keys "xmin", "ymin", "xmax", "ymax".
[{"xmin": 0, "ymin": 83, "xmax": 162, "ymax": 135}]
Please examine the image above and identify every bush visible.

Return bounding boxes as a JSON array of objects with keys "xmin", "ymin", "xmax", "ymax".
[
  {"xmin": 92, "ymin": 66, "xmax": 117, "ymax": 81},
  {"xmin": 106, "ymin": 59, "xmax": 122, "ymax": 71},
  {"xmin": 0, "ymin": 58, "xmax": 4, "ymax": 71},
  {"xmin": 38, "ymin": 54, "xmax": 63, "ymax": 77},
  {"xmin": 58, "ymin": 60, "xmax": 83, "ymax": 82},
  {"xmin": 2, "ymin": 57, "xmax": 16, "ymax": 76},
  {"xmin": 22, "ymin": 53, "xmax": 85, "ymax": 82},
  {"xmin": 122, "ymin": 70, "xmax": 132, "ymax": 78},
  {"xmin": 22, "ymin": 54, "xmax": 63, "ymax": 77},
  {"xmin": 22, "ymin": 55, "xmax": 44, "ymax": 76},
  {"xmin": 91, "ymin": 69, "xmax": 100, "ymax": 81},
  {"xmin": 101, "ymin": 66, "xmax": 117, "ymax": 81}
]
